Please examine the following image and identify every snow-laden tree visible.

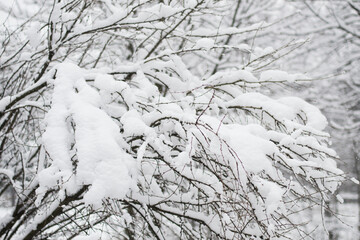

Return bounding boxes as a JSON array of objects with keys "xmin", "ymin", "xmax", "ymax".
[
  {"xmin": 261, "ymin": 1, "xmax": 360, "ymax": 237},
  {"xmin": 277, "ymin": 0, "xmax": 360, "ymax": 198},
  {"xmin": 0, "ymin": 0, "xmax": 346, "ymax": 239}
]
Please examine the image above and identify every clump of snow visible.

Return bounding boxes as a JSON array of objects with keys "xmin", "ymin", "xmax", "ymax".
[
  {"xmin": 195, "ymin": 38, "xmax": 215, "ymax": 51},
  {"xmin": 254, "ymin": 178, "xmax": 285, "ymax": 215},
  {"xmin": 0, "ymin": 96, "xmax": 11, "ymax": 112},
  {"xmin": 41, "ymin": 62, "xmax": 137, "ymax": 207},
  {"xmin": 219, "ymin": 124, "xmax": 275, "ymax": 174},
  {"xmin": 260, "ymin": 70, "xmax": 309, "ymax": 83},
  {"xmin": 121, "ymin": 109, "xmax": 155, "ymax": 137},
  {"xmin": 279, "ymin": 97, "xmax": 327, "ymax": 130},
  {"xmin": 351, "ymin": 177, "xmax": 359, "ymax": 184},
  {"xmin": 336, "ymin": 194, "xmax": 344, "ymax": 204}
]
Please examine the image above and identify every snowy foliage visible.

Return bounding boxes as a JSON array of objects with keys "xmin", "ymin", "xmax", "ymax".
[{"xmin": 0, "ymin": 0, "xmax": 346, "ymax": 239}]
